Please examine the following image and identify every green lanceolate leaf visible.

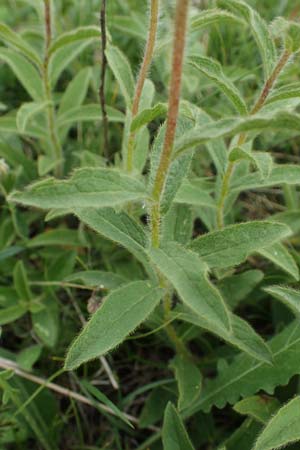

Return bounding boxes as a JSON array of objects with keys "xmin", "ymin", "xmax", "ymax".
[
  {"xmin": 148, "ymin": 242, "xmax": 231, "ymax": 333},
  {"xmin": 48, "ymin": 26, "xmax": 101, "ymax": 57},
  {"xmin": 162, "ymin": 403, "xmax": 195, "ymax": 450},
  {"xmin": 0, "ymin": 48, "xmax": 44, "ymax": 101},
  {"xmin": 58, "ymin": 67, "xmax": 92, "ymax": 117},
  {"xmin": 130, "ymin": 103, "xmax": 168, "ymax": 132},
  {"xmin": 217, "ymin": 0, "xmax": 277, "ymax": 79},
  {"xmin": 64, "ymin": 281, "xmax": 163, "ymax": 370},
  {"xmin": 16, "ymin": 101, "xmax": 50, "ymax": 133},
  {"xmin": 13, "ymin": 261, "xmax": 32, "ymax": 304},
  {"xmin": 170, "ymin": 355, "xmax": 202, "ymax": 411},
  {"xmin": 264, "ymin": 285, "xmax": 300, "ymax": 318},
  {"xmin": 258, "ymin": 243, "xmax": 299, "ymax": 281},
  {"xmin": 65, "ymin": 271, "xmax": 126, "ymax": 290},
  {"xmin": 187, "ymin": 321, "xmax": 300, "ymax": 414},
  {"xmin": 189, "ymin": 56, "xmax": 248, "ymax": 115},
  {"xmin": 106, "ymin": 45, "xmax": 135, "ymax": 108},
  {"xmin": 0, "ymin": 22, "xmax": 42, "ymax": 67},
  {"xmin": 9, "ymin": 168, "xmax": 146, "ymax": 209},
  {"xmin": 253, "ymin": 396, "xmax": 300, "ymax": 450},
  {"xmin": 191, "ymin": 8, "xmax": 243, "ymax": 31},
  {"xmin": 174, "ymin": 111, "xmax": 300, "ymax": 157},
  {"xmin": 190, "ymin": 221, "xmax": 291, "ymax": 269},
  {"xmin": 177, "ymin": 305, "xmax": 272, "ymax": 364},
  {"xmin": 266, "ymin": 82, "xmax": 300, "ymax": 106},
  {"xmin": 234, "ymin": 395, "xmax": 280, "ymax": 424},
  {"xmin": 232, "ymin": 164, "xmax": 300, "ymax": 193}
]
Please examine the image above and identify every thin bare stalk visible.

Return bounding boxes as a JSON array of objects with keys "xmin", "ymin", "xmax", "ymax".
[
  {"xmin": 0, "ymin": 357, "xmax": 135, "ymax": 423},
  {"xmin": 216, "ymin": 49, "xmax": 292, "ymax": 228},
  {"xmin": 43, "ymin": 0, "xmax": 63, "ymax": 177},
  {"xmin": 99, "ymin": 0, "xmax": 109, "ymax": 159},
  {"xmin": 126, "ymin": 0, "xmax": 159, "ymax": 172},
  {"xmin": 150, "ymin": 0, "xmax": 189, "ymax": 247}
]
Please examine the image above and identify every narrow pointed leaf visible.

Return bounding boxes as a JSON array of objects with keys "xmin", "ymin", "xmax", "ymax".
[
  {"xmin": 16, "ymin": 102, "xmax": 49, "ymax": 133},
  {"xmin": 64, "ymin": 281, "xmax": 163, "ymax": 369},
  {"xmin": 162, "ymin": 403, "xmax": 195, "ymax": 450},
  {"xmin": 190, "ymin": 221, "xmax": 291, "ymax": 269},
  {"xmin": 254, "ymin": 396, "xmax": 300, "ymax": 450},
  {"xmin": 177, "ymin": 306, "xmax": 272, "ymax": 364},
  {"xmin": 258, "ymin": 243, "xmax": 299, "ymax": 280},
  {"xmin": 229, "ymin": 147, "xmax": 273, "ymax": 179},
  {"xmin": 0, "ymin": 22, "xmax": 42, "ymax": 67},
  {"xmin": 191, "ymin": 8, "xmax": 243, "ymax": 31},
  {"xmin": 148, "ymin": 242, "xmax": 231, "ymax": 333},
  {"xmin": 130, "ymin": 103, "xmax": 167, "ymax": 132},
  {"xmin": 106, "ymin": 45, "xmax": 135, "ymax": 108},
  {"xmin": 0, "ymin": 48, "xmax": 43, "ymax": 101},
  {"xmin": 57, "ymin": 104, "xmax": 124, "ymax": 127},
  {"xmin": 189, "ymin": 56, "xmax": 247, "ymax": 115},
  {"xmin": 171, "ymin": 355, "xmax": 202, "ymax": 411},
  {"xmin": 48, "ymin": 26, "xmax": 101, "ymax": 57},
  {"xmin": 217, "ymin": 0, "xmax": 277, "ymax": 79},
  {"xmin": 9, "ymin": 168, "xmax": 146, "ymax": 209},
  {"xmin": 264, "ymin": 285, "xmax": 300, "ymax": 318}
]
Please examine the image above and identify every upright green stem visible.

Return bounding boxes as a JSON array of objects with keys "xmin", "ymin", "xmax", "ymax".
[
  {"xmin": 99, "ymin": 0, "xmax": 109, "ymax": 159},
  {"xmin": 216, "ymin": 49, "xmax": 292, "ymax": 228},
  {"xmin": 43, "ymin": 0, "xmax": 63, "ymax": 177},
  {"xmin": 126, "ymin": 0, "xmax": 159, "ymax": 172},
  {"xmin": 150, "ymin": 0, "xmax": 189, "ymax": 247}
]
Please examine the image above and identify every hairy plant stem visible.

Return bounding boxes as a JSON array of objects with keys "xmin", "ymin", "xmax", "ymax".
[
  {"xmin": 216, "ymin": 49, "xmax": 292, "ymax": 229},
  {"xmin": 126, "ymin": 0, "xmax": 159, "ymax": 172},
  {"xmin": 99, "ymin": 0, "xmax": 109, "ymax": 159},
  {"xmin": 149, "ymin": 0, "xmax": 190, "ymax": 359},
  {"xmin": 43, "ymin": 0, "xmax": 63, "ymax": 177},
  {"xmin": 150, "ymin": 0, "xmax": 189, "ymax": 247}
]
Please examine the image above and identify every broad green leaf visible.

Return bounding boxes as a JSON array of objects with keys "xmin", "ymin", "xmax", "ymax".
[
  {"xmin": 130, "ymin": 103, "xmax": 167, "ymax": 132},
  {"xmin": 190, "ymin": 221, "xmax": 291, "ymax": 269},
  {"xmin": 9, "ymin": 168, "xmax": 146, "ymax": 209},
  {"xmin": 174, "ymin": 111, "xmax": 300, "ymax": 157},
  {"xmin": 187, "ymin": 320, "xmax": 300, "ymax": 414},
  {"xmin": 27, "ymin": 229, "xmax": 86, "ymax": 248},
  {"xmin": 162, "ymin": 403, "xmax": 195, "ymax": 450},
  {"xmin": 0, "ymin": 22, "xmax": 42, "ymax": 67},
  {"xmin": 16, "ymin": 101, "xmax": 49, "ymax": 133},
  {"xmin": 254, "ymin": 396, "xmax": 300, "ymax": 450},
  {"xmin": 0, "ymin": 48, "xmax": 43, "ymax": 101},
  {"xmin": 171, "ymin": 355, "xmax": 202, "ymax": 411},
  {"xmin": 264, "ymin": 285, "xmax": 300, "ymax": 318},
  {"xmin": 65, "ymin": 271, "xmax": 126, "ymax": 290},
  {"xmin": 148, "ymin": 242, "xmax": 231, "ymax": 332},
  {"xmin": 229, "ymin": 148, "xmax": 273, "ymax": 179},
  {"xmin": 217, "ymin": 0, "xmax": 277, "ymax": 79},
  {"xmin": 175, "ymin": 179, "xmax": 216, "ymax": 208},
  {"xmin": 191, "ymin": 8, "xmax": 243, "ymax": 31},
  {"xmin": 106, "ymin": 45, "xmax": 135, "ymax": 108},
  {"xmin": 13, "ymin": 261, "xmax": 32, "ymax": 304},
  {"xmin": 177, "ymin": 305, "xmax": 272, "ymax": 364},
  {"xmin": 232, "ymin": 164, "xmax": 300, "ymax": 193},
  {"xmin": 48, "ymin": 26, "xmax": 101, "ymax": 57},
  {"xmin": 234, "ymin": 396, "xmax": 279, "ymax": 424},
  {"xmin": 258, "ymin": 243, "xmax": 299, "ymax": 280},
  {"xmin": 0, "ymin": 114, "xmax": 45, "ymax": 139},
  {"xmin": 189, "ymin": 56, "xmax": 248, "ymax": 115},
  {"xmin": 57, "ymin": 104, "xmax": 124, "ymax": 127},
  {"xmin": 64, "ymin": 281, "xmax": 163, "ymax": 369}
]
